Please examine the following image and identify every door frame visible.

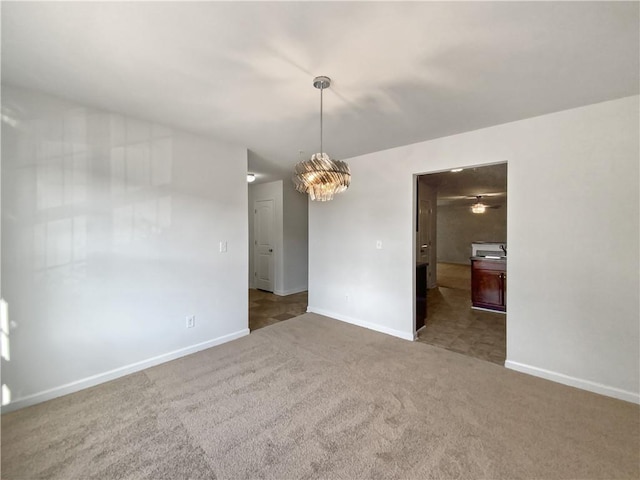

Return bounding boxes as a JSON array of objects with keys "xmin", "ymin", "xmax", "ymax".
[{"xmin": 412, "ymin": 161, "xmax": 508, "ymax": 337}]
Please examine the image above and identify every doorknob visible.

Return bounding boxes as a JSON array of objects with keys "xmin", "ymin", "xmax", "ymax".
[{"xmin": 269, "ymin": 249, "xmax": 273, "ymax": 252}]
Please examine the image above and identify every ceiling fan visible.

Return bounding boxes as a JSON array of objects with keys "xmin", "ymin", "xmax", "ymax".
[
  {"xmin": 469, "ymin": 195, "xmax": 502, "ymax": 213},
  {"xmin": 435, "ymin": 191, "xmax": 505, "ymax": 209}
]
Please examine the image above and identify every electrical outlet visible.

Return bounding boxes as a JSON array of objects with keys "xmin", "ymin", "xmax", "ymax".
[
  {"xmin": 186, "ymin": 315, "xmax": 195, "ymax": 328},
  {"xmin": 376, "ymin": 240, "xmax": 383, "ymax": 249}
]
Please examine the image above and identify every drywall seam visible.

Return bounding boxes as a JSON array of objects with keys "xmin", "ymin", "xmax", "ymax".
[
  {"xmin": 505, "ymin": 360, "xmax": 639, "ymax": 404},
  {"xmin": 1, "ymin": 329, "xmax": 250, "ymax": 413}
]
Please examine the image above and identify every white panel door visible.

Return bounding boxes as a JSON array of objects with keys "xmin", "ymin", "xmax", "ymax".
[{"xmin": 254, "ymin": 199, "xmax": 274, "ymax": 292}]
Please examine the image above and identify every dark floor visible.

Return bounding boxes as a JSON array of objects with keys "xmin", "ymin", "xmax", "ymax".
[
  {"xmin": 416, "ymin": 263, "xmax": 507, "ymax": 365},
  {"xmin": 249, "ymin": 289, "xmax": 308, "ymax": 331}
]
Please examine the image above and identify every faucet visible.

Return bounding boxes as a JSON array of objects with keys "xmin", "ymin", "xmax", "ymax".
[{"xmin": 500, "ymin": 245, "xmax": 507, "ymax": 256}]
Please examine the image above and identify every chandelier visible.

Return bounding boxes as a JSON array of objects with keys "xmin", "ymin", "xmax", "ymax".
[
  {"xmin": 471, "ymin": 196, "xmax": 487, "ymax": 214},
  {"xmin": 293, "ymin": 76, "xmax": 351, "ymax": 202}
]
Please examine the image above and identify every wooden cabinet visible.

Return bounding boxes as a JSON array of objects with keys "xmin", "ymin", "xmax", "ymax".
[
  {"xmin": 471, "ymin": 259, "xmax": 506, "ymax": 312},
  {"xmin": 416, "ymin": 263, "xmax": 428, "ymax": 330}
]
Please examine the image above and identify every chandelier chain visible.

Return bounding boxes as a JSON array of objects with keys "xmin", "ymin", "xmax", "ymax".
[{"xmin": 320, "ymin": 86, "xmax": 324, "ymax": 154}]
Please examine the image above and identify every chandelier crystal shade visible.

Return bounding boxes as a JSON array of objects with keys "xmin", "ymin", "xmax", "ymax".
[{"xmin": 293, "ymin": 76, "xmax": 351, "ymax": 202}]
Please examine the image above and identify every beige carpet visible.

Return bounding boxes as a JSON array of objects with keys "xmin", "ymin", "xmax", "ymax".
[{"xmin": 2, "ymin": 313, "xmax": 638, "ymax": 479}]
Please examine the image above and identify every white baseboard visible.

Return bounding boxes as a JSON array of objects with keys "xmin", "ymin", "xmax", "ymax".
[
  {"xmin": 1, "ymin": 328, "xmax": 250, "ymax": 413},
  {"xmin": 505, "ymin": 360, "xmax": 639, "ymax": 404},
  {"xmin": 274, "ymin": 286, "xmax": 308, "ymax": 296},
  {"xmin": 471, "ymin": 306, "xmax": 506, "ymax": 315},
  {"xmin": 306, "ymin": 306, "xmax": 414, "ymax": 341}
]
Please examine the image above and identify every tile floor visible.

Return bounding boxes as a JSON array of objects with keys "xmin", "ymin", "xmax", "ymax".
[
  {"xmin": 249, "ymin": 289, "xmax": 308, "ymax": 331},
  {"xmin": 416, "ymin": 263, "xmax": 507, "ymax": 365}
]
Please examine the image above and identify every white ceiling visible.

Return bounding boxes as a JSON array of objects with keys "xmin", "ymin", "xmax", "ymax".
[{"xmin": 2, "ymin": 2, "xmax": 638, "ymax": 183}]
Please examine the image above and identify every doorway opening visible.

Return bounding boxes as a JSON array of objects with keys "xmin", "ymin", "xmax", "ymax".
[
  {"xmin": 248, "ymin": 180, "xmax": 310, "ymax": 332},
  {"xmin": 415, "ymin": 163, "xmax": 507, "ymax": 365}
]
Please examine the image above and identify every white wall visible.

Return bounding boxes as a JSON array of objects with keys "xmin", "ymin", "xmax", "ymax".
[
  {"xmin": 437, "ymin": 203, "xmax": 507, "ymax": 264},
  {"xmin": 282, "ymin": 181, "xmax": 308, "ymax": 295},
  {"xmin": 248, "ymin": 180, "xmax": 308, "ymax": 295},
  {"xmin": 309, "ymin": 96, "xmax": 639, "ymax": 403},
  {"xmin": 1, "ymin": 86, "xmax": 249, "ymax": 411}
]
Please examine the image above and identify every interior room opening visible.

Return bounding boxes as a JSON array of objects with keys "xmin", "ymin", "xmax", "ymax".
[
  {"xmin": 414, "ymin": 163, "xmax": 507, "ymax": 365},
  {"xmin": 247, "ymin": 180, "xmax": 309, "ymax": 332}
]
